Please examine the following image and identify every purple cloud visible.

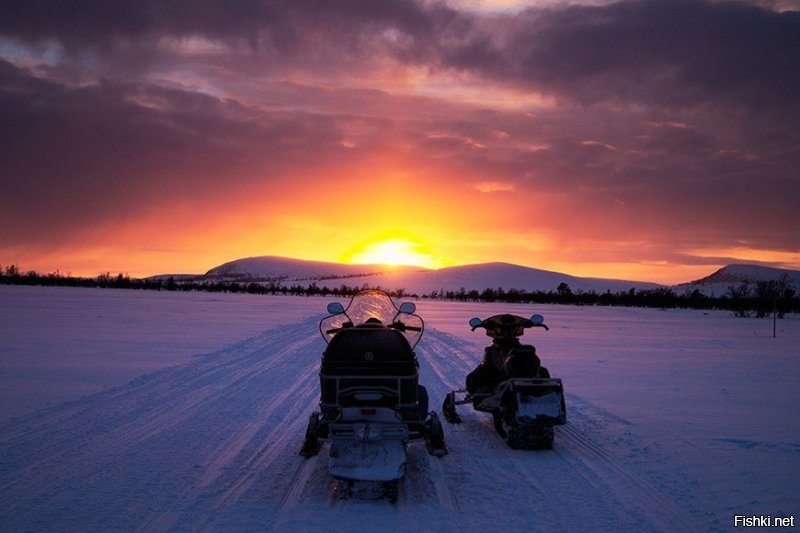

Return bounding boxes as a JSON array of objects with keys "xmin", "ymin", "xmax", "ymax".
[{"xmin": 1, "ymin": 0, "xmax": 797, "ymax": 274}]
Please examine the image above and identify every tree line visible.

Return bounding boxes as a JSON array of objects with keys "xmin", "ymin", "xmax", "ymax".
[
  {"xmin": 1, "ymin": 264, "xmax": 797, "ymax": 317},
  {"xmin": 427, "ymin": 280, "xmax": 798, "ymax": 317}
]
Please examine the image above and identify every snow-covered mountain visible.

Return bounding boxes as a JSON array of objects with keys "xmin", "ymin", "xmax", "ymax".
[
  {"xmin": 204, "ymin": 255, "xmax": 402, "ymax": 280},
  {"xmin": 367, "ymin": 261, "xmax": 661, "ymax": 294},
  {"xmin": 676, "ymin": 264, "xmax": 800, "ymax": 297},
  {"xmin": 157, "ymin": 255, "xmax": 800, "ymax": 296},
  {"xmin": 193, "ymin": 256, "xmax": 662, "ymax": 294}
]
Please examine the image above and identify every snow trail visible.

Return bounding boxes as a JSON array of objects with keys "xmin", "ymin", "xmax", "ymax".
[
  {"xmin": 0, "ymin": 317, "xmax": 325, "ymax": 530},
  {"xmin": 417, "ymin": 328, "xmax": 698, "ymax": 531},
  {"xmin": 2, "ymin": 305, "xmax": 789, "ymax": 531}
]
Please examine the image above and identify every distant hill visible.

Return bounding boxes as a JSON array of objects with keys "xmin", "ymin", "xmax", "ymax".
[
  {"xmin": 151, "ymin": 256, "xmax": 800, "ymax": 297},
  {"xmin": 365, "ymin": 261, "xmax": 661, "ymax": 294},
  {"xmin": 204, "ymin": 256, "xmax": 405, "ymax": 280},
  {"xmin": 185, "ymin": 255, "xmax": 662, "ymax": 295},
  {"xmin": 676, "ymin": 264, "xmax": 800, "ymax": 297}
]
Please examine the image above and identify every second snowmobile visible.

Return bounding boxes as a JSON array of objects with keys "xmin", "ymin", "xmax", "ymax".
[
  {"xmin": 300, "ymin": 290, "xmax": 446, "ymax": 501},
  {"xmin": 442, "ymin": 313, "xmax": 566, "ymax": 449}
]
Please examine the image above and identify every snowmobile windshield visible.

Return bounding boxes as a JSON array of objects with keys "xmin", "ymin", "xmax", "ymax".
[{"xmin": 320, "ymin": 290, "xmax": 424, "ymax": 348}]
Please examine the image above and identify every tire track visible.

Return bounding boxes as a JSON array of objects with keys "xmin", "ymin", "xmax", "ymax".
[
  {"xmin": 0, "ymin": 317, "xmax": 325, "ymax": 530},
  {"xmin": 1, "ymin": 320, "xmax": 315, "ymax": 455},
  {"xmin": 557, "ymin": 423, "xmax": 694, "ymax": 531},
  {"xmin": 274, "ymin": 453, "xmax": 324, "ymax": 520},
  {"xmin": 419, "ymin": 327, "xmax": 690, "ymax": 532},
  {"xmin": 1, "ymin": 303, "xmax": 706, "ymax": 531},
  {"xmin": 208, "ymin": 377, "xmax": 317, "ymax": 507},
  {"xmin": 426, "ymin": 454, "xmax": 459, "ymax": 511},
  {"xmin": 411, "ymin": 328, "xmax": 480, "ymax": 512},
  {"xmin": 194, "ymin": 336, "xmax": 320, "ymax": 489}
]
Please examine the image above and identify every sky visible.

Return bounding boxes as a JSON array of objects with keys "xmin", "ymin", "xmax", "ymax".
[{"xmin": 1, "ymin": 0, "xmax": 799, "ymax": 284}]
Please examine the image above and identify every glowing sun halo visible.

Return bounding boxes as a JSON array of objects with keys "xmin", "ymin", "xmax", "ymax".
[{"xmin": 347, "ymin": 239, "xmax": 439, "ymax": 269}]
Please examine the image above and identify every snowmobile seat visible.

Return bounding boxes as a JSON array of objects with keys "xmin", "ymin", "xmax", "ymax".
[
  {"xmin": 502, "ymin": 345, "xmax": 541, "ymax": 378},
  {"xmin": 483, "ymin": 345, "xmax": 506, "ymax": 370},
  {"xmin": 321, "ymin": 327, "xmax": 417, "ymax": 376},
  {"xmin": 465, "ymin": 345, "xmax": 506, "ymax": 393},
  {"xmin": 465, "ymin": 362, "xmax": 502, "ymax": 394},
  {"xmin": 320, "ymin": 327, "xmax": 421, "ymax": 409}
]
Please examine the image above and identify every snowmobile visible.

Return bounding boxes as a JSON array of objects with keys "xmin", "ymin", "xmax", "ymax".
[
  {"xmin": 442, "ymin": 313, "xmax": 566, "ymax": 449},
  {"xmin": 300, "ymin": 290, "xmax": 446, "ymax": 501}
]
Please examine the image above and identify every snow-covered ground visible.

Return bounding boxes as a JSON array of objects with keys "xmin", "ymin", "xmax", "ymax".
[
  {"xmin": 0, "ymin": 286, "xmax": 318, "ymax": 420},
  {"xmin": 1, "ymin": 286, "xmax": 798, "ymax": 531}
]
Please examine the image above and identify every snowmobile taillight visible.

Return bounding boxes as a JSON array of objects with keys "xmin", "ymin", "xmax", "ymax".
[{"xmin": 360, "ymin": 408, "xmax": 377, "ymax": 415}]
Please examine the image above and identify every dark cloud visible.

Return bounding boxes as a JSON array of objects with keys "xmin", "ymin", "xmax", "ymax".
[
  {"xmin": 0, "ymin": 59, "xmax": 356, "ymax": 246},
  {"xmin": 388, "ymin": 99, "xmax": 800, "ymax": 252},
  {"xmin": 475, "ymin": 0, "xmax": 800, "ymax": 114},
  {"xmin": 0, "ymin": 0, "xmax": 453, "ymax": 62},
  {"xmin": 1, "ymin": 0, "xmax": 797, "ymax": 273},
  {"xmin": 3, "ymin": 0, "xmax": 798, "ymax": 113}
]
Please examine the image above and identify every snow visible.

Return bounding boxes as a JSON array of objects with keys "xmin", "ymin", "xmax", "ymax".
[
  {"xmin": 678, "ymin": 264, "xmax": 800, "ymax": 297},
  {"xmin": 0, "ymin": 286, "xmax": 317, "ymax": 420},
  {"xmin": 202, "ymin": 255, "xmax": 399, "ymax": 279},
  {"xmin": 1, "ymin": 285, "xmax": 799, "ymax": 531},
  {"xmin": 371, "ymin": 262, "xmax": 662, "ymax": 294}
]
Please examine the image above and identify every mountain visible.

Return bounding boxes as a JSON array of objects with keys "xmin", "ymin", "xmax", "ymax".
[
  {"xmin": 204, "ymin": 255, "xmax": 408, "ymax": 280},
  {"xmin": 366, "ymin": 261, "xmax": 661, "ymax": 294},
  {"xmin": 191, "ymin": 256, "xmax": 662, "ymax": 294},
  {"xmin": 677, "ymin": 264, "xmax": 800, "ymax": 297},
  {"xmin": 157, "ymin": 255, "xmax": 800, "ymax": 297}
]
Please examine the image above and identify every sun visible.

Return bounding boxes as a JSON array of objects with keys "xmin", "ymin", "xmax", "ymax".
[{"xmin": 346, "ymin": 239, "xmax": 441, "ymax": 269}]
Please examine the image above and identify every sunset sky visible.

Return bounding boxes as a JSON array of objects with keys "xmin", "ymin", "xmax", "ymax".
[{"xmin": 1, "ymin": 0, "xmax": 799, "ymax": 284}]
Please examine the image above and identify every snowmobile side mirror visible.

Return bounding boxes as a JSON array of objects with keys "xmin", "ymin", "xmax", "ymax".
[
  {"xmin": 530, "ymin": 314, "xmax": 544, "ymax": 325},
  {"xmin": 327, "ymin": 302, "xmax": 345, "ymax": 315},
  {"xmin": 399, "ymin": 302, "xmax": 416, "ymax": 314},
  {"xmin": 468, "ymin": 317, "xmax": 483, "ymax": 330}
]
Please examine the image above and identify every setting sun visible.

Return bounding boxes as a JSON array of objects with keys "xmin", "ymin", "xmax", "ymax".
[{"xmin": 345, "ymin": 239, "xmax": 441, "ymax": 269}]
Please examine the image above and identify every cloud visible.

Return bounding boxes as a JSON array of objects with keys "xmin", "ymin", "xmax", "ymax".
[
  {"xmin": 0, "ymin": 59, "xmax": 360, "ymax": 247},
  {"xmin": 0, "ymin": 0, "xmax": 456, "ymax": 71},
  {"xmin": 4, "ymin": 0, "xmax": 798, "ymax": 114},
  {"xmin": 483, "ymin": 0, "xmax": 800, "ymax": 112},
  {"xmin": 474, "ymin": 181, "xmax": 516, "ymax": 192},
  {"xmin": 1, "ymin": 0, "xmax": 798, "ymax": 278}
]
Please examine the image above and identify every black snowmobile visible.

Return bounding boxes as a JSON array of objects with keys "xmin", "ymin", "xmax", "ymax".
[
  {"xmin": 442, "ymin": 313, "xmax": 566, "ymax": 449},
  {"xmin": 300, "ymin": 290, "xmax": 446, "ymax": 500}
]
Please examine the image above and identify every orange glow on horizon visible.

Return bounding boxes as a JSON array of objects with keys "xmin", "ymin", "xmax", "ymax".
[{"xmin": 4, "ymin": 162, "xmax": 795, "ymax": 286}]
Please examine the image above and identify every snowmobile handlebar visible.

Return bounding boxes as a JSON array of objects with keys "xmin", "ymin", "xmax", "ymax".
[
  {"xmin": 469, "ymin": 314, "xmax": 549, "ymax": 336},
  {"xmin": 325, "ymin": 322, "xmax": 421, "ymax": 335},
  {"xmin": 390, "ymin": 322, "xmax": 422, "ymax": 332}
]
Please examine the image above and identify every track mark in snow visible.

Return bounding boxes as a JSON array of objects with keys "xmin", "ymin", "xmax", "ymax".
[
  {"xmin": 1, "ymin": 309, "xmax": 717, "ymax": 531},
  {"xmin": 276, "ymin": 455, "xmax": 321, "ymax": 514},
  {"xmin": 558, "ymin": 422, "xmax": 695, "ymax": 531},
  {"xmin": 210, "ymin": 380, "xmax": 316, "ymax": 508},
  {"xmin": 196, "ymin": 359, "xmax": 318, "ymax": 492},
  {"xmin": 417, "ymin": 327, "xmax": 692, "ymax": 531},
  {"xmin": 0, "ymin": 317, "xmax": 326, "ymax": 531},
  {"xmin": 426, "ymin": 455, "xmax": 460, "ymax": 511},
  {"xmin": 416, "ymin": 328, "xmax": 480, "ymax": 395}
]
